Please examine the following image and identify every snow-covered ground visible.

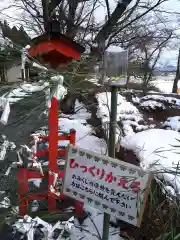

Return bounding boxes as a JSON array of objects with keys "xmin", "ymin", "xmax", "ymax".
[
  {"xmin": 59, "ymin": 117, "xmax": 107, "ymax": 154},
  {"xmin": 151, "ymin": 78, "xmax": 180, "ymax": 93},
  {"xmin": 121, "ymin": 129, "xmax": 180, "ymax": 195},
  {"xmin": 96, "ymin": 91, "xmax": 180, "ymax": 197},
  {"xmin": 3, "ymin": 78, "xmax": 180, "ymax": 239}
]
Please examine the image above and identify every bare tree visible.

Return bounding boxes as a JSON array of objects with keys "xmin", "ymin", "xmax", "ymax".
[
  {"xmin": 172, "ymin": 48, "xmax": 180, "ymax": 93},
  {"xmin": 0, "ymin": 0, "xmax": 171, "ymax": 45},
  {"xmin": 119, "ymin": 14, "xmax": 173, "ymax": 92},
  {"xmin": 0, "ymin": 0, "xmax": 175, "ymax": 87}
]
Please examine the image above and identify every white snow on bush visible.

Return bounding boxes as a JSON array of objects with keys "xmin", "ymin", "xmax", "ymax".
[
  {"xmin": 97, "ymin": 92, "xmax": 140, "ymax": 122},
  {"xmin": 58, "ymin": 117, "xmax": 106, "ymax": 154},
  {"xmin": 133, "ymin": 94, "xmax": 180, "ymax": 111},
  {"xmin": 141, "ymin": 94, "xmax": 180, "ymax": 106},
  {"xmin": 121, "ymin": 129, "xmax": 180, "ymax": 194},
  {"xmin": 96, "ymin": 92, "xmax": 151, "ymax": 138},
  {"xmin": 163, "ymin": 116, "xmax": 180, "ymax": 131},
  {"xmin": 140, "ymin": 100, "xmax": 165, "ymax": 110}
]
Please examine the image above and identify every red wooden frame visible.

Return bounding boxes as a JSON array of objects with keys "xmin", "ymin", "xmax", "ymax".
[{"xmin": 18, "ymin": 97, "xmax": 83, "ymax": 216}]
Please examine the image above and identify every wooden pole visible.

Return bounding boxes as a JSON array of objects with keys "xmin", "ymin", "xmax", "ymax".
[{"xmin": 102, "ymin": 86, "xmax": 117, "ymax": 240}]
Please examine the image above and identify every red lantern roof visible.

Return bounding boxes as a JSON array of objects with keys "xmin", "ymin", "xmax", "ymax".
[{"xmin": 28, "ymin": 32, "xmax": 85, "ymax": 69}]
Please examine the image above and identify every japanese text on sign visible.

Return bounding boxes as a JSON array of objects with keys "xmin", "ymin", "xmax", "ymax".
[{"xmin": 63, "ymin": 145, "xmax": 152, "ymax": 227}]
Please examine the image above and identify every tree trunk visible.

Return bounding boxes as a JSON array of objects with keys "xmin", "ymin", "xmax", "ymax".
[
  {"xmin": 42, "ymin": 0, "xmax": 49, "ymax": 31},
  {"xmin": 142, "ymin": 61, "xmax": 149, "ymax": 94},
  {"xmin": 1, "ymin": 66, "xmax": 7, "ymax": 82},
  {"xmin": 172, "ymin": 48, "xmax": 180, "ymax": 93},
  {"xmin": 60, "ymin": 92, "xmax": 76, "ymax": 114},
  {"xmin": 125, "ymin": 75, "xmax": 130, "ymax": 88},
  {"xmin": 142, "ymin": 73, "xmax": 148, "ymax": 94}
]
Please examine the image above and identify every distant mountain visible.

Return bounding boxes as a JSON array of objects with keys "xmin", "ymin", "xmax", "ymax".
[{"xmin": 155, "ymin": 64, "xmax": 176, "ymax": 72}]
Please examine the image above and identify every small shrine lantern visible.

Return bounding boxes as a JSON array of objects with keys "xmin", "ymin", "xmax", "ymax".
[{"xmin": 28, "ymin": 20, "xmax": 85, "ymax": 69}]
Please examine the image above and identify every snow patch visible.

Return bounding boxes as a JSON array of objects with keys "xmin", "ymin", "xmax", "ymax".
[
  {"xmin": 152, "ymin": 79, "xmax": 180, "ymax": 93},
  {"xmin": 0, "ymin": 197, "xmax": 10, "ymax": 208},
  {"xmin": 58, "ymin": 117, "xmax": 106, "ymax": 154},
  {"xmin": 96, "ymin": 92, "xmax": 150, "ymax": 139},
  {"xmin": 141, "ymin": 95, "xmax": 180, "ymax": 106},
  {"xmin": 163, "ymin": 116, "xmax": 180, "ymax": 131}
]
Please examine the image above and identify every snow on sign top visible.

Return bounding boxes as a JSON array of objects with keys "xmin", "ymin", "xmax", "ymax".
[{"xmin": 63, "ymin": 144, "xmax": 152, "ymax": 227}]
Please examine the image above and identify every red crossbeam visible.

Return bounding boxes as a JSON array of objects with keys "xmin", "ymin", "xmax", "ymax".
[
  {"xmin": 35, "ymin": 149, "xmax": 66, "ymax": 157},
  {"xmin": 39, "ymin": 135, "xmax": 70, "ymax": 141}
]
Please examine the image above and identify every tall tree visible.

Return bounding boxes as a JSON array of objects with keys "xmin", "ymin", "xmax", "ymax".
[
  {"xmin": 172, "ymin": 48, "xmax": 180, "ymax": 93},
  {"xmin": 1, "ymin": 0, "xmax": 168, "ymax": 45}
]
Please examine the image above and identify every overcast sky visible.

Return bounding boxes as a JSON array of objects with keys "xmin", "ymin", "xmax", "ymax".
[{"xmin": 0, "ymin": 0, "xmax": 179, "ymax": 65}]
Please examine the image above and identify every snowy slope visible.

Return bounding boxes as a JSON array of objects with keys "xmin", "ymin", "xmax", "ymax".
[
  {"xmin": 121, "ymin": 129, "xmax": 180, "ymax": 195},
  {"xmin": 152, "ymin": 79, "xmax": 180, "ymax": 93},
  {"xmin": 97, "ymin": 91, "xmax": 180, "ymax": 196}
]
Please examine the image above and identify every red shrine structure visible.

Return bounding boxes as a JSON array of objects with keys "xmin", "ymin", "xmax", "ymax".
[
  {"xmin": 18, "ymin": 97, "xmax": 84, "ymax": 216},
  {"xmin": 18, "ymin": 22, "xmax": 85, "ymax": 216},
  {"xmin": 28, "ymin": 21, "xmax": 85, "ymax": 69}
]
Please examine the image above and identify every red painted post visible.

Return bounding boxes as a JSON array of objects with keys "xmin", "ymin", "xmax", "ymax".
[
  {"xmin": 48, "ymin": 97, "xmax": 59, "ymax": 212},
  {"xmin": 18, "ymin": 168, "xmax": 28, "ymax": 216}
]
